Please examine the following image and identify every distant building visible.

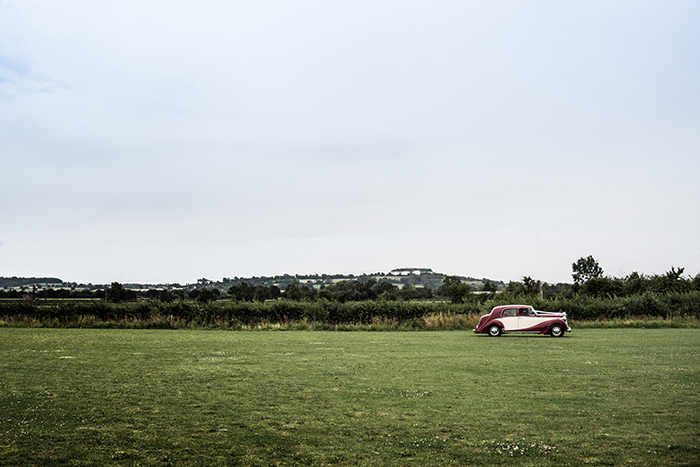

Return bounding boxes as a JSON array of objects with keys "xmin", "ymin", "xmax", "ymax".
[{"xmin": 389, "ymin": 268, "xmax": 434, "ymax": 276}]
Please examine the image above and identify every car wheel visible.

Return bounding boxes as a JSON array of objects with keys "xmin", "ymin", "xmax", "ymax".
[
  {"xmin": 488, "ymin": 325, "xmax": 502, "ymax": 337},
  {"xmin": 549, "ymin": 324, "xmax": 564, "ymax": 337}
]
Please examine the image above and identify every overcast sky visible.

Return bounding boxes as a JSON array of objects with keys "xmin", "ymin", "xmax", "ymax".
[{"xmin": 1, "ymin": 1, "xmax": 699, "ymax": 285}]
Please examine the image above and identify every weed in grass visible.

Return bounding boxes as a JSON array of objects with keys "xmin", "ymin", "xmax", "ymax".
[{"xmin": 482, "ymin": 439, "xmax": 558, "ymax": 457}]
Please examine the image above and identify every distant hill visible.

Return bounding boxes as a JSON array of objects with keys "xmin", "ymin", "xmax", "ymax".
[
  {"xmin": 212, "ymin": 268, "xmax": 504, "ymax": 292},
  {"xmin": 0, "ymin": 276, "xmax": 63, "ymax": 288}
]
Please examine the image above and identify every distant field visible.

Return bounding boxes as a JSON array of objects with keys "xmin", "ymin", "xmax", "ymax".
[{"xmin": 1, "ymin": 329, "xmax": 698, "ymax": 466}]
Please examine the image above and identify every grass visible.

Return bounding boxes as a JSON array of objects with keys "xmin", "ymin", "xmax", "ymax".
[
  {"xmin": 572, "ymin": 316, "xmax": 700, "ymax": 329},
  {"xmin": 1, "ymin": 329, "xmax": 698, "ymax": 466}
]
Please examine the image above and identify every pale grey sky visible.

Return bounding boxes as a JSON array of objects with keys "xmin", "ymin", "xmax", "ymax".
[{"xmin": 2, "ymin": 1, "xmax": 699, "ymax": 284}]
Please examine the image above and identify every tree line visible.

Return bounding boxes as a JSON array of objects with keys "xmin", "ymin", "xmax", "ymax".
[
  {"xmin": 166, "ymin": 257, "xmax": 700, "ymax": 305},
  {"xmin": 4, "ymin": 256, "xmax": 698, "ymax": 305},
  {"xmin": 499, "ymin": 256, "xmax": 700, "ymax": 300},
  {"xmin": 3, "ymin": 256, "xmax": 700, "ymax": 327},
  {"xmin": 151, "ymin": 278, "xmax": 435, "ymax": 304}
]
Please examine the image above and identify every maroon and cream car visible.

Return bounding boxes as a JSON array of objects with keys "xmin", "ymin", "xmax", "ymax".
[{"xmin": 474, "ymin": 305, "xmax": 571, "ymax": 337}]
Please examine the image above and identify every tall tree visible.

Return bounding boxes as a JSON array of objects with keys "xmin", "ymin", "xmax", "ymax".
[
  {"xmin": 105, "ymin": 282, "xmax": 127, "ymax": 303},
  {"xmin": 196, "ymin": 288, "xmax": 220, "ymax": 303},
  {"xmin": 572, "ymin": 256, "xmax": 604, "ymax": 285},
  {"xmin": 439, "ymin": 276, "xmax": 472, "ymax": 304},
  {"xmin": 228, "ymin": 282, "xmax": 256, "ymax": 302}
]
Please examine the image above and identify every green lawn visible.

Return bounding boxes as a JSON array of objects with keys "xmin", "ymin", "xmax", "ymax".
[{"xmin": 1, "ymin": 329, "xmax": 698, "ymax": 466}]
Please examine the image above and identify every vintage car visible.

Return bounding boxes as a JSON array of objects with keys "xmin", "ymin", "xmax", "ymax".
[{"xmin": 473, "ymin": 305, "xmax": 571, "ymax": 337}]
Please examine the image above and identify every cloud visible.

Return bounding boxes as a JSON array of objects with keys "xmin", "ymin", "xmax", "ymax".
[
  {"xmin": 0, "ymin": 51, "xmax": 66, "ymax": 95},
  {"xmin": 1, "ymin": 1, "xmax": 699, "ymax": 283}
]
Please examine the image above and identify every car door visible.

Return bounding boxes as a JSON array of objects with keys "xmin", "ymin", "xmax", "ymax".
[
  {"xmin": 499, "ymin": 307, "xmax": 519, "ymax": 331},
  {"xmin": 517, "ymin": 307, "xmax": 535, "ymax": 330},
  {"xmin": 518, "ymin": 308, "xmax": 551, "ymax": 332}
]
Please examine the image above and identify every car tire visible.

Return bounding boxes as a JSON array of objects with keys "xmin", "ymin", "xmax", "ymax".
[
  {"xmin": 549, "ymin": 324, "xmax": 564, "ymax": 337},
  {"xmin": 488, "ymin": 325, "xmax": 502, "ymax": 337}
]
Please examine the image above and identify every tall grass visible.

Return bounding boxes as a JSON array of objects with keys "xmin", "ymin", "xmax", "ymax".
[
  {"xmin": 573, "ymin": 315, "xmax": 700, "ymax": 329},
  {"xmin": 420, "ymin": 312, "xmax": 480, "ymax": 330}
]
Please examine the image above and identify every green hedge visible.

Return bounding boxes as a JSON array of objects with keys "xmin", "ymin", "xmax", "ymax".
[
  {"xmin": 2, "ymin": 291, "xmax": 700, "ymax": 328},
  {"xmin": 524, "ymin": 291, "xmax": 700, "ymax": 321}
]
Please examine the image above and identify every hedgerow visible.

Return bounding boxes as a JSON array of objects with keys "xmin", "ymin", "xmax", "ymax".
[{"xmin": 2, "ymin": 291, "xmax": 700, "ymax": 329}]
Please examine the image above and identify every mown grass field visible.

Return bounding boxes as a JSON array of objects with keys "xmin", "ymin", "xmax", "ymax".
[{"xmin": 1, "ymin": 328, "xmax": 698, "ymax": 466}]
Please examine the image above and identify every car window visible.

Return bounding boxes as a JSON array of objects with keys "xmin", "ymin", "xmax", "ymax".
[
  {"xmin": 502, "ymin": 308, "xmax": 516, "ymax": 317},
  {"xmin": 518, "ymin": 308, "xmax": 532, "ymax": 316}
]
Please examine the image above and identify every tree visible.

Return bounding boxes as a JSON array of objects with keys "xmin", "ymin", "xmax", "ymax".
[
  {"xmin": 521, "ymin": 276, "xmax": 542, "ymax": 296},
  {"xmin": 145, "ymin": 289, "xmax": 161, "ymax": 300},
  {"xmin": 196, "ymin": 288, "xmax": 220, "ymax": 303},
  {"xmin": 369, "ymin": 281, "xmax": 396, "ymax": 300},
  {"xmin": 651, "ymin": 267, "xmax": 688, "ymax": 294},
  {"xmin": 285, "ymin": 281, "xmax": 316, "ymax": 301},
  {"xmin": 692, "ymin": 273, "xmax": 700, "ymax": 292},
  {"xmin": 397, "ymin": 284, "xmax": 432, "ymax": 300},
  {"xmin": 572, "ymin": 256, "xmax": 604, "ymax": 285},
  {"xmin": 439, "ymin": 276, "xmax": 472, "ymax": 304},
  {"xmin": 503, "ymin": 276, "xmax": 543, "ymax": 297},
  {"xmin": 173, "ymin": 290, "xmax": 186, "ymax": 301},
  {"xmin": 253, "ymin": 285, "xmax": 270, "ymax": 302},
  {"xmin": 623, "ymin": 272, "xmax": 648, "ymax": 296},
  {"xmin": 228, "ymin": 282, "xmax": 256, "ymax": 302},
  {"xmin": 269, "ymin": 285, "xmax": 282, "ymax": 300},
  {"xmin": 160, "ymin": 289, "xmax": 174, "ymax": 302},
  {"xmin": 105, "ymin": 282, "xmax": 128, "ymax": 303},
  {"xmin": 580, "ymin": 276, "xmax": 623, "ymax": 298},
  {"xmin": 285, "ymin": 281, "xmax": 303, "ymax": 301}
]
